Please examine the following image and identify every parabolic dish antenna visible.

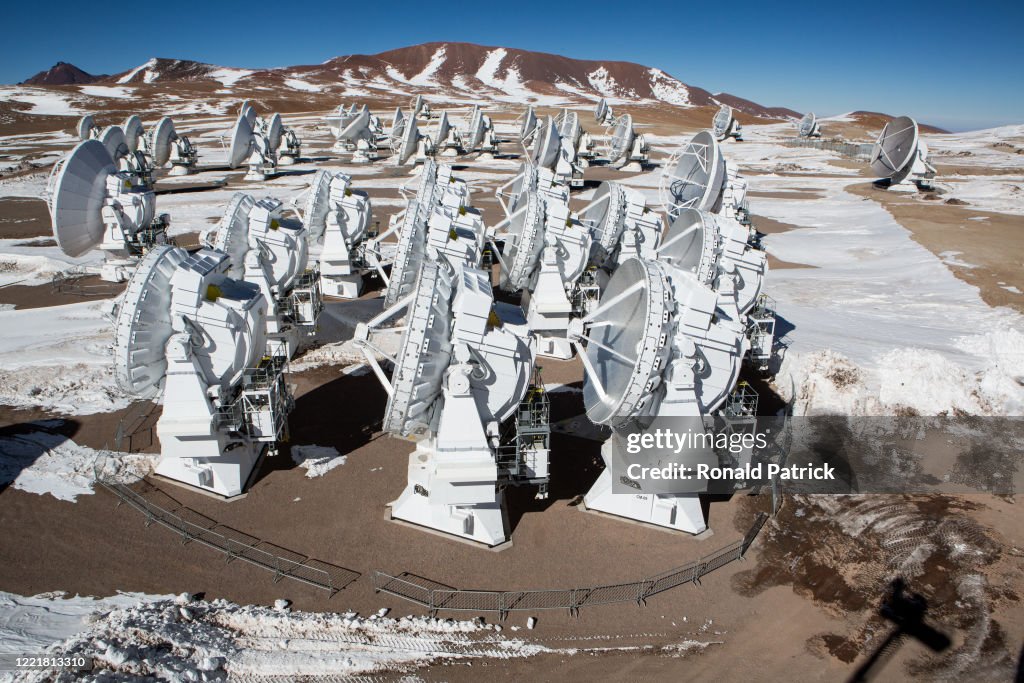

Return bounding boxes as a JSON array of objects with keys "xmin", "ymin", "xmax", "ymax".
[
  {"xmin": 77, "ymin": 115, "xmax": 96, "ymax": 141},
  {"xmin": 391, "ymin": 107, "xmax": 406, "ymax": 139},
  {"xmin": 228, "ymin": 113, "xmax": 255, "ymax": 169},
  {"xmin": 123, "ymin": 116, "xmax": 145, "ymax": 153},
  {"xmin": 433, "ymin": 111, "xmax": 450, "ymax": 148},
  {"xmin": 798, "ymin": 112, "xmax": 817, "ymax": 137},
  {"xmin": 580, "ymin": 257, "xmax": 671, "ymax": 427},
  {"xmin": 382, "ymin": 260, "xmax": 454, "ymax": 436},
  {"xmin": 499, "ymin": 191, "xmax": 545, "ymax": 292},
  {"xmin": 396, "ymin": 114, "xmax": 419, "ymax": 165},
  {"xmin": 240, "ymin": 100, "xmax": 257, "ymax": 126},
  {"xmin": 607, "ymin": 114, "xmax": 635, "ymax": 163},
  {"xmin": 266, "ymin": 113, "xmax": 283, "ymax": 150},
  {"xmin": 340, "ymin": 107, "xmax": 370, "ymax": 141},
  {"xmin": 49, "ymin": 139, "xmax": 116, "ymax": 257},
  {"xmin": 98, "ymin": 126, "xmax": 128, "ymax": 160},
  {"xmin": 383, "ymin": 201, "xmax": 427, "ymax": 307},
  {"xmin": 506, "ymin": 161, "xmax": 538, "ymax": 214},
  {"xmin": 660, "ymin": 131, "xmax": 726, "ymax": 215},
  {"xmin": 213, "ymin": 193, "xmax": 257, "ymax": 275},
  {"xmin": 520, "ymin": 106, "xmax": 537, "ymax": 142},
  {"xmin": 583, "ymin": 181, "xmax": 628, "ymax": 258},
  {"xmin": 531, "ymin": 117, "xmax": 561, "ymax": 169},
  {"xmin": 594, "ymin": 98, "xmax": 609, "ymax": 123},
  {"xmin": 302, "ymin": 169, "xmax": 333, "ymax": 240},
  {"xmin": 712, "ymin": 105, "xmax": 733, "ymax": 139},
  {"xmin": 558, "ymin": 110, "xmax": 580, "ymax": 141},
  {"xmin": 657, "ymin": 208, "xmax": 718, "ymax": 285},
  {"xmin": 869, "ymin": 116, "xmax": 920, "ymax": 182},
  {"xmin": 467, "ymin": 105, "xmax": 485, "ymax": 149},
  {"xmin": 113, "ymin": 244, "xmax": 189, "ymax": 397},
  {"xmin": 150, "ymin": 117, "xmax": 176, "ymax": 167}
]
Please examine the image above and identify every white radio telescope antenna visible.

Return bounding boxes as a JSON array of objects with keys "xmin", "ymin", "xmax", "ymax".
[
  {"xmin": 123, "ymin": 116, "xmax": 145, "ymax": 153},
  {"xmin": 594, "ymin": 98, "xmax": 614, "ymax": 125},
  {"xmin": 113, "ymin": 245, "xmax": 293, "ymax": 498},
  {"xmin": 798, "ymin": 112, "xmax": 821, "ymax": 138},
  {"xmin": 48, "ymin": 139, "xmax": 166, "ymax": 280},
  {"xmin": 712, "ymin": 104, "xmax": 742, "ymax": 141},
  {"xmin": 356, "ymin": 259, "xmax": 544, "ymax": 546},
  {"xmin": 660, "ymin": 131, "xmax": 727, "ymax": 217},
  {"xmin": 77, "ymin": 115, "xmax": 99, "ymax": 141},
  {"xmin": 266, "ymin": 113, "xmax": 284, "ymax": 150},
  {"xmin": 519, "ymin": 105, "xmax": 538, "ymax": 144},
  {"xmin": 605, "ymin": 113, "xmax": 649, "ymax": 171},
  {"xmin": 869, "ymin": 116, "xmax": 936, "ymax": 190}
]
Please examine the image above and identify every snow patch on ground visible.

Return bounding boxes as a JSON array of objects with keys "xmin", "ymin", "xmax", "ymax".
[
  {"xmin": 0, "ymin": 88, "xmax": 81, "ymax": 116},
  {"xmin": 77, "ymin": 86, "xmax": 133, "ymax": 99},
  {"xmin": 291, "ymin": 445, "xmax": 347, "ymax": 478},
  {"xmin": 284, "ymin": 78, "xmax": 320, "ymax": 93},
  {"xmin": 0, "ymin": 300, "xmax": 129, "ymax": 414},
  {"xmin": 0, "ymin": 429, "xmax": 156, "ymax": 501},
  {"xmin": 0, "ymin": 592, "xmax": 550, "ymax": 679}
]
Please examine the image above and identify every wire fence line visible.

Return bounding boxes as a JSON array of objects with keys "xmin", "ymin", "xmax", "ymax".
[
  {"xmin": 783, "ymin": 138, "xmax": 874, "ymax": 158},
  {"xmin": 93, "ymin": 469, "xmax": 360, "ymax": 597},
  {"xmin": 374, "ymin": 511, "xmax": 770, "ymax": 619}
]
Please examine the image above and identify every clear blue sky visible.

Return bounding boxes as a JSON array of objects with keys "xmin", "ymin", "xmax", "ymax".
[{"xmin": 3, "ymin": 0, "xmax": 1021, "ymax": 131}]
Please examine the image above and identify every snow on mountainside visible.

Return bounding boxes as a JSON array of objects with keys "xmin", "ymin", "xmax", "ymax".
[{"xmin": 16, "ymin": 43, "xmax": 799, "ymax": 119}]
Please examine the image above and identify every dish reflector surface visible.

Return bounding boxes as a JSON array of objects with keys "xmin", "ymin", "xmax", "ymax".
[
  {"xmin": 531, "ymin": 117, "xmax": 560, "ymax": 168},
  {"xmin": 798, "ymin": 112, "xmax": 816, "ymax": 137},
  {"xmin": 266, "ymin": 113, "xmax": 283, "ymax": 150},
  {"xmin": 123, "ymin": 116, "xmax": 144, "ymax": 152},
  {"xmin": 582, "ymin": 258, "xmax": 671, "ymax": 427},
  {"xmin": 77, "ymin": 115, "xmax": 96, "ymax": 141},
  {"xmin": 150, "ymin": 117, "xmax": 176, "ymax": 167},
  {"xmin": 713, "ymin": 105, "xmax": 732, "ymax": 137},
  {"xmin": 99, "ymin": 126, "xmax": 128, "ymax": 160},
  {"xmin": 500, "ymin": 192, "xmax": 545, "ymax": 292},
  {"xmin": 113, "ymin": 245, "xmax": 189, "ymax": 397},
  {"xmin": 608, "ymin": 114, "xmax": 634, "ymax": 162},
  {"xmin": 49, "ymin": 139, "xmax": 116, "ymax": 257},
  {"xmin": 228, "ymin": 114, "xmax": 255, "ymax": 168},
  {"xmin": 382, "ymin": 260, "xmax": 454, "ymax": 436},
  {"xmin": 869, "ymin": 116, "xmax": 919, "ymax": 179},
  {"xmin": 661, "ymin": 131, "xmax": 726, "ymax": 215}
]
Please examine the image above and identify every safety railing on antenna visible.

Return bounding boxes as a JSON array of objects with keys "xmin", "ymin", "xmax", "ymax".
[{"xmin": 373, "ymin": 512, "xmax": 769, "ymax": 618}]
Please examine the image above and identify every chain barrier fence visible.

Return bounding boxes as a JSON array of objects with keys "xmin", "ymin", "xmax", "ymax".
[
  {"xmin": 374, "ymin": 510, "xmax": 770, "ymax": 619},
  {"xmin": 92, "ymin": 455, "xmax": 360, "ymax": 597}
]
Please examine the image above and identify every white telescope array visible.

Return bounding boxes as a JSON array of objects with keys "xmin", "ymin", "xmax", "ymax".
[
  {"xmin": 78, "ymin": 114, "xmax": 199, "ymax": 178},
  {"xmin": 377, "ymin": 159, "xmax": 486, "ymax": 308},
  {"xmin": 492, "ymin": 162, "xmax": 592, "ymax": 358},
  {"xmin": 46, "ymin": 138, "xmax": 171, "ymax": 281},
  {"xmin": 528, "ymin": 115, "xmax": 584, "ymax": 188},
  {"xmin": 113, "ymin": 245, "xmax": 293, "ymax": 498},
  {"xmin": 228, "ymin": 102, "xmax": 301, "ymax": 180},
  {"xmin": 327, "ymin": 104, "xmax": 379, "ymax": 163},
  {"xmin": 868, "ymin": 116, "xmax": 936, "ymax": 190},
  {"xmin": 299, "ymin": 169, "xmax": 383, "ymax": 298},
  {"xmin": 712, "ymin": 104, "xmax": 743, "ymax": 142},
  {"xmin": 201, "ymin": 192, "xmax": 322, "ymax": 358}
]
